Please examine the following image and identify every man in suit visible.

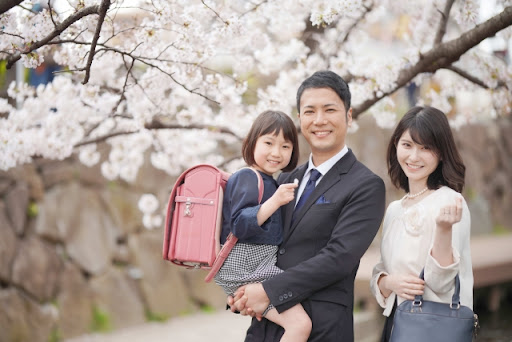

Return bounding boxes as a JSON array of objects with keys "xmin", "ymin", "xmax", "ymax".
[{"xmin": 230, "ymin": 70, "xmax": 386, "ymax": 341}]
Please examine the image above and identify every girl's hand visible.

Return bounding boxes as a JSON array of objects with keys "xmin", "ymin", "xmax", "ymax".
[
  {"xmin": 436, "ymin": 197, "xmax": 463, "ymax": 230},
  {"xmin": 380, "ymin": 274, "xmax": 425, "ymax": 301},
  {"xmin": 271, "ymin": 181, "xmax": 298, "ymax": 206}
]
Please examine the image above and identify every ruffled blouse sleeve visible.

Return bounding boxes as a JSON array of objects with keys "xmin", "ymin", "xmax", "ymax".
[{"xmin": 424, "ymin": 193, "xmax": 471, "ymax": 297}]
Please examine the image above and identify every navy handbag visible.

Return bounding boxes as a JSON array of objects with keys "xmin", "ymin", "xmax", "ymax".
[{"xmin": 390, "ymin": 269, "xmax": 479, "ymax": 342}]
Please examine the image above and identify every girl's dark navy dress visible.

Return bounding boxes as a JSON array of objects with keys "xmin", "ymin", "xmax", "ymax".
[{"xmin": 214, "ymin": 168, "xmax": 284, "ymax": 296}]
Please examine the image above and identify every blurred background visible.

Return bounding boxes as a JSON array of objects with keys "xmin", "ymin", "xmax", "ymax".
[{"xmin": 1, "ymin": 1, "xmax": 511, "ymax": 342}]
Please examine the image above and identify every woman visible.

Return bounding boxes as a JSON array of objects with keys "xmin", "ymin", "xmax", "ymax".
[{"xmin": 371, "ymin": 106, "xmax": 473, "ymax": 341}]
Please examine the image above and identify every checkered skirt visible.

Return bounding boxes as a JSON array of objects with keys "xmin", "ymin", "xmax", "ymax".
[{"xmin": 214, "ymin": 242, "xmax": 283, "ymax": 296}]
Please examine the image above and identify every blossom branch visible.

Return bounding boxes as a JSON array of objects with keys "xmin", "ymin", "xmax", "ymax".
[
  {"xmin": 240, "ymin": 0, "xmax": 270, "ymax": 17},
  {"xmin": 112, "ymin": 57, "xmax": 135, "ymax": 114},
  {"xmin": 434, "ymin": 0, "xmax": 455, "ymax": 45},
  {"xmin": 86, "ymin": 45, "xmax": 220, "ymax": 104},
  {"xmin": 352, "ymin": 6, "xmax": 512, "ymax": 118},
  {"xmin": 340, "ymin": 2, "xmax": 374, "ymax": 45},
  {"xmin": 74, "ymin": 120, "xmax": 239, "ymax": 148},
  {"xmin": 445, "ymin": 65, "xmax": 508, "ymax": 89},
  {"xmin": 201, "ymin": 0, "xmax": 228, "ymax": 25},
  {"xmin": 74, "ymin": 130, "xmax": 137, "ymax": 148},
  {"xmin": 82, "ymin": 0, "xmax": 111, "ymax": 84},
  {"xmin": 145, "ymin": 119, "xmax": 239, "ymax": 137},
  {"xmin": 6, "ymin": 4, "xmax": 100, "ymax": 69}
]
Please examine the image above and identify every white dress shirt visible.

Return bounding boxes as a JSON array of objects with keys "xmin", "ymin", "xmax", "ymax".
[{"xmin": 295, "ymin": 145, "xmax": 349, "ymax": 206}]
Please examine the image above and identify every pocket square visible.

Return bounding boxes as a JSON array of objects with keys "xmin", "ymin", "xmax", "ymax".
[{"xmin": 315, "ymin": 195, "xmax": 330, "ymax": 204}]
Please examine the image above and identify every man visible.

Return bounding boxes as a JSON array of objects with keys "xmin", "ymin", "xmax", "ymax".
[{"xmin": 231, "ymin": 70, "xmax": 386, "ymax": 341}]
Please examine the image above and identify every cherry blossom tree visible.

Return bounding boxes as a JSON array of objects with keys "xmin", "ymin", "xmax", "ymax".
[{"xmin": 1, "ymin": 0, "xmax": 511, "ymax": 182}]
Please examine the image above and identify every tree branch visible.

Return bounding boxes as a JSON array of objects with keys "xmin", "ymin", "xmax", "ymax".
[
  {"xmin": 445, "ymin": 65, "xmax": 508, "ymax": 89},
  {"xmin": 0, "ymin": 0, "xmax": 23, "ymax": 15},
  {"xmin": 82, "ymin": 0, "xmax": 111, "ymax": 84},
  {"xmin": 112, "ymin": 57, "xmax": 135, "ymax": 113},
  {"xmin": 434, "ymin": 0, "xmax": 455, "ymax": 45},
  {"xmin": 201, "ymin": 0, "xmax": 228, "ymax": 25},
  {"xmin": 352, "ymin": 6, "xmax": 512, "ymax": 118},
  {"xmin": 145, "ymin": 119, "xmax": 239, "ymax": 137},
  {"xmin": 340, "ymin": 2, "xmax": 373, "ymax": 45},
  {"xmin": 6, "ymin": 4, "xmax": 100, "ymax": 69},
  {"xmin": 74, "ymin": 120, "xmax": 240, "ymax": 148},
  {"xmin": 74, "ymin": 130, "xmax": 137, "ymax": 147}
]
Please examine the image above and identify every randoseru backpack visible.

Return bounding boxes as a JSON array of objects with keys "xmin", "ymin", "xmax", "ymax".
[{"xmin": 162, "ymin": 164, "xmax": 263, "ymax": 282}]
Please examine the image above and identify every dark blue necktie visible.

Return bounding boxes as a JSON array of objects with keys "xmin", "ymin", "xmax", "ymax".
[{"xmin": 292, "ymin": 169, "xmax": 321, "ymax": 221}]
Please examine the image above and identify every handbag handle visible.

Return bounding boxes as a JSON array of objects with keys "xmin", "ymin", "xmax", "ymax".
[{"xmin": 414, "ymin": 269, "xmax": 461, "ymax": 309}]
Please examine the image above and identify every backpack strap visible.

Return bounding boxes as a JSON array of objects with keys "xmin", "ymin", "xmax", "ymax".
[{"xmin": 204, "ymin": 168, "xmax": 264, "ymax": 282}]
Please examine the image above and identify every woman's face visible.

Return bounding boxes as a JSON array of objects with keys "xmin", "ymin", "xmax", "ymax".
[{"xmin": 396, "ymin": 129, "xmax": 440, "ymax": 187}]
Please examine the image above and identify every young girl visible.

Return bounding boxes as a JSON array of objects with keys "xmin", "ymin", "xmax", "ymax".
[
  {"xmin": 214, "ymin": 110, "xmax": 312, "ymax": 341},
  {"xmin": 370, "ymin": 106, "xmax": 473, "ymax": 341}
]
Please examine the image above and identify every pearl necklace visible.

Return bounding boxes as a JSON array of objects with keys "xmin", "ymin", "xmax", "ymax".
[{"xmin": 405, "ymin": 187, "xmax": 428, "ymax": 199}]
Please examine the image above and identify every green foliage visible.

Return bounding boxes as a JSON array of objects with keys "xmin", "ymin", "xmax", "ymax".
[
  {"xmin": 23, "ymin": 67, "xmax": 30, "ymax": 83},
  {"xmin": 464, "ymin": 187, "xmax": 477, "ymax": 201},
  {"xmin": 0, "ymin": 60, "xmax": 6, "ymax": 88},
  {"xmin": 200, "ymin": 305, "xmax": 215, "ymax": 313},
  {"xmin": 90, "ymin": 306, "xmax": 111, "ymax": 332},
  {"xmin": 27, "ymin": 201, "xmax": 39, "ymax": 218},
  {"xmin": 107, "ymin": 181, "xmax": 119, "ymax": 190},
  {"xmin": 492, "ymin": 224, "xmax": 510, "ymax": 235},
  {"xmin": 48, "ymin": 327, "xmax": 61, "ymax": 342},
  {"xmin": 145, "ymin": 310, "xmax": 168, "ymax": 322},
  {"xmin": 178, "ymin": 309, "xmax": 192, "ymax": 316}
]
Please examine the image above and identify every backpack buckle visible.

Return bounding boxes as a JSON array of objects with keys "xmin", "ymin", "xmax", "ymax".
[{"xmin": 184, "ymin": 198, "xmax": 193, "ymax": 217}]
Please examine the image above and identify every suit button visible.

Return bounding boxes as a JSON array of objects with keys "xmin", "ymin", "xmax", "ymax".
[
  {"xmin": 279, "ymin": 296, "xmax": 284, "ymax": 301},
  {"xmin": 283, "ymin": 294, "xmax": 288, "ymax": 299},
  {"xmin": 288, "ymin": 291, "xmax": 293, "ymax": 297},
  {"xmin": 279, "ymin": 248, "xmax": 285, "ymax": 255}
]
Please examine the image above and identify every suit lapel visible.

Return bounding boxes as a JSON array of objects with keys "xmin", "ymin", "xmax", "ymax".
[{"xmin": 283, "ymin": 150, "xmax": 357, "ymax": 242}]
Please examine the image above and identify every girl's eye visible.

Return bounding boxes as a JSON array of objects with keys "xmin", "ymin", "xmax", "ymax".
[{"xmin": 265, "ymin": 141, "xmax": 272, "ymax": 145}]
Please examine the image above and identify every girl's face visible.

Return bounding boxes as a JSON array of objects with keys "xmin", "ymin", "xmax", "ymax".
[
  {"xmin": 253, "ymin": 130, "xmax": 293, "ymax": 175},
  {"xmin": 396, "ymin": 129, "xmax": 440, "ymax": 187}
]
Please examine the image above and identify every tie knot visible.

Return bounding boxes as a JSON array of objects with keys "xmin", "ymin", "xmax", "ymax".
[{"xmin": 309, "ymin": 169, "xmax": 321, "ymax": 182}]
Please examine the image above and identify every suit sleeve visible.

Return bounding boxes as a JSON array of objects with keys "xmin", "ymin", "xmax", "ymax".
[{"xmin": 263, "ymin": 175, "xmax": 386, "ymax": 312}]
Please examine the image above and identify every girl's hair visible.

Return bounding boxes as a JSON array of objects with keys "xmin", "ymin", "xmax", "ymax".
[
  {"xmin": 242, "ymin": 110, "xmax": 299, "ymax": 172},
  {"xmin": 387, "ymin": 106, "xmax": 465, "ymax": 193}
]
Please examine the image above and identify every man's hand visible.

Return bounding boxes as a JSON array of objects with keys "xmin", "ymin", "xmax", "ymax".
[
  {"xmin": 228, "ymin": 286, "xmax": 247, "ymax": 313},
  {"xmin": 243, "ymin": 283, "xmax": 271, "ymax": 320}
]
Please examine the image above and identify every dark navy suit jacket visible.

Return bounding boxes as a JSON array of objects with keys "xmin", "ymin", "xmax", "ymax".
[{"xmin": 246, "ymin": 149, "xmax": 386, "ymax": 342}]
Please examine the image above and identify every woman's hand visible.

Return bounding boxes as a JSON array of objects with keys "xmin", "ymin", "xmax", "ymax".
[
  {"xmin": 379, "ymin": 274, "xmax": 425, "ymax": 301},
  {"xmin": 436, "ymin": 197, "xmax": 463, "ymax": 230}
]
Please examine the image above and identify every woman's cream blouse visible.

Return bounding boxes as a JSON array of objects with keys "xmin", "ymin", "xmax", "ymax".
[{"xmin": 370, "ymin": 186, "xmax": 473, "ymax": 317}]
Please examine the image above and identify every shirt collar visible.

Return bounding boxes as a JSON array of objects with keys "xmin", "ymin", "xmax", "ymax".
[{"xmin": 305, "ymin": 145, "xmax": 349, "ymax": 177}]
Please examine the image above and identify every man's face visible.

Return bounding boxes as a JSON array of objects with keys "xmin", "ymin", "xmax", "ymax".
[{"xmin": 298, "ymin": 87, "xmax": 352, "ymax": 165}]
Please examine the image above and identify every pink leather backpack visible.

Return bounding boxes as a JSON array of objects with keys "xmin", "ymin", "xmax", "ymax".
[{"xmin": 162, "ymin": 164, "xmax": 263, "ymax": 282}]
